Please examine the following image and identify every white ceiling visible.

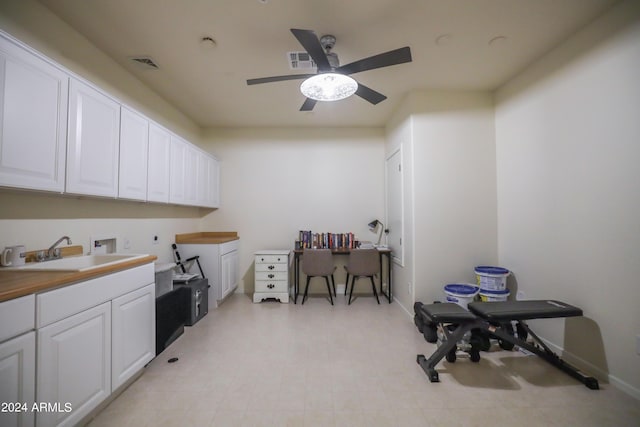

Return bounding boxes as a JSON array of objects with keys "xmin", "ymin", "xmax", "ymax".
[{"xmin": 37, "ymin": 0, "xmax": 618, "ymax": 128}]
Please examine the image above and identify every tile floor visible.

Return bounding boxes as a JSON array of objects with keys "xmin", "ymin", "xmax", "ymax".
[{"xmin": 88, "ymin": 293, "xmax": 639, "ymax": 427}]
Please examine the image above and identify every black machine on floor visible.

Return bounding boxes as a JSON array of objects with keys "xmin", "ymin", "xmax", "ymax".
[
  {"xmin": 173, "ymin": 278, "xmax": 209, "ymax": 326},
  {"xmin": 414, "ymin": 300, "xmax": 599, "ymax": 390}
]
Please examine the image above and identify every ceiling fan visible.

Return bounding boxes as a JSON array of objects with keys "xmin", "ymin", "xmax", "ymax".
[{"xmin": 246, "ymin": 29, "xmax": 412, "ymax": 111}]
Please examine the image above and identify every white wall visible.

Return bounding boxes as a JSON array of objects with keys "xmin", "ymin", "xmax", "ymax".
[
  {"xmin": 495, "ymin": 0, "xmax": 640, "ymax": 397},
  {"xmin": 386, "ymin": 91, "xmax": 497, "ymax": 313},
  {"xmin": 200, "ymin": 127, "xmax": 386, "ymax": 295}
]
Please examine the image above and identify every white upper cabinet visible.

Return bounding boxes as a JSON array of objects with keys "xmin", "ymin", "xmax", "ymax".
[
  {"xmin": 67, "ymin": 78, "xmax": 120, "ymax": 197},
  {"xmin": 118, "ymin": 106, "xmax": 149, "ymax": 201},
  {"xmin": 169, "ymin": 135, "xmax": 187, "ymax": 204},
  {"xmin": 0, "ymin": 36, "xmax": 68, "ymax": 192},
  {"xmin": 196, "ymin": 151, "xmax": 220, "ymax": 208},
  {"xmin": 147, "ymin": 122, "xmax": 171, "ymax": 203},
  {"xmin": 208, "ymin": 155, "xmax": 220, "ymax": 208},
  {"xmin": 184, "ymin": 144, "xmax": 199, "ymax": 206}
]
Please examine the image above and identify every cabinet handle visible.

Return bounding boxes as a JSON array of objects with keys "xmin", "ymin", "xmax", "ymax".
[
  {"xmin": 267, "ymin": 284, "xmax": 274, "ymax": 289},
  {"xmin": 260, "ymin": 257, "xmax": 264, "ymax": 262},
  {"xmin": 268, "ymin": 274, "xmax": 275, "ymax": 279},
  {"xmin": 268, "ymin": 265, "xmax": 274, "ymax": 270}
]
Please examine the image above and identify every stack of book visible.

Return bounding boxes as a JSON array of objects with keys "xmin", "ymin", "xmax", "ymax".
[{"xmin": 297, "ymin": 230, "xmax": 356, "ymax": 249}]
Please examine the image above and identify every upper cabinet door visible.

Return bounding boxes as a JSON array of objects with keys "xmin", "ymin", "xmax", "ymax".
[
  {"xmin": 147, "ymin": 123, "xmax": 171, "ymax": 203},
  {"xmin": 209, "ymin": 156, "xmax": 220, "ymax": 208},
  {"xmin": 0, "ymin": 36, "xmax": 68, "ymax": 192},
  {"xmin": 118, "ymin": 107, "xmax": 148, "ymax": 201},
  {"xmin": 169, "ymin": 135, "xmax": 187, "ymax": 204},
  {"xmin": 67, "ymin": 78, "xmax": 120, "ymax": 197}
]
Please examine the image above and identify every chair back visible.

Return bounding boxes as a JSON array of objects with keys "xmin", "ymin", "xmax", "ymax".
[
  {"xmin": 302, "ymin": 249, "xmax": 334, "ymax": 276},
  {"xmin": 346, "ymin": 249, "xmax": 379, "ymax": 276}
]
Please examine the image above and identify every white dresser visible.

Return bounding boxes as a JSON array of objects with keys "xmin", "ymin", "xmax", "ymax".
[{"xmin": 254, "ymin": 250, "xmax": 290, "ymax": 303}]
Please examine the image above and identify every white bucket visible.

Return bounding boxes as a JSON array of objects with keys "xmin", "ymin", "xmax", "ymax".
[
  {"xmin": 444, "ymin": 284, "xmax": 479, "ymax": 309},
  {"xmin": 479, "ymin": 288, "xmax": 510, "ymax": 302},
  {"xmin": 475, "ymin": 266, "xmax": 510, "ymax": 291}
]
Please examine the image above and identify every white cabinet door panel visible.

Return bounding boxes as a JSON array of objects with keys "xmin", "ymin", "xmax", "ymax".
[
  {"xmin": 147, "ymin": 123, "xmax": 171, "ymax": 203},
  {"xmin": 0, "ymin": 37, "xmax": 68, "ymax": 192},
  {"xmin": 169, "ymin": 135, "xmax": 186, "ymax": 204},
  {"xmin": 111, "ymin": 284, "xmax": 155, "ymax": 390},
  {"xmin": 0, "ymin": 332, "xmax": 36, "ymax": 427},
  {"xmin": 66, "ymin": 79, "xmax": 120, "ymax": 197},
  {"xmin": 37, "ymin": 302, "xmax": 111, "ymax": 427},
  {"xmin": 118, "ymin": 107, "xmax": 148, "ymax": 201}
]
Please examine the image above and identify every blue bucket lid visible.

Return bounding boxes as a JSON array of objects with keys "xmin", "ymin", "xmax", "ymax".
[
  {"xmin": 444, "ymin": 284, "xmax": 479, "ymax": 295},
  {"xmin": 475, "ymin": 266, "xmax": 509, "ymax": 275},
  {"xmin": 479, "ymin": 288, "xmax": 510, "ymax": 295}
]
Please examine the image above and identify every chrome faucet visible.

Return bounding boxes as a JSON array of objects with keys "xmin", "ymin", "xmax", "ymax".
[{"xmin": 47, "ymin": 236, "xmax": 72, "ymax": 260}]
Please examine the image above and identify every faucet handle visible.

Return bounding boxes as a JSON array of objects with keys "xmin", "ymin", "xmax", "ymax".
[{"xmin": 53, "ymin": 248, "xmax": 61, "ymax": 259}]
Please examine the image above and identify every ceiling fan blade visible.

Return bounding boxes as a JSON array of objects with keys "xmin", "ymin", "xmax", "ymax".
[
  {"xmin": 247, "ymin": 74, "xmax": 315, "ymax": 85},
  {"xmin": 300, "ymin": 98, "xmax": 317, "ymax": 111},
  {"xmin": 354, "ymin": 83, "xmax": 387, "ymax": 105},
  {"xmin": 336, "ymin": 47, "xmax": 412, "ymax": 75},
  {"xmin": 290, "ymin": 29, "xmax": 332, "ymax": 72}
]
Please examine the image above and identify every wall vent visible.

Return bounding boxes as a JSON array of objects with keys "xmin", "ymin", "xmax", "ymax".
[
  {"xmin": 287, "ymin": 51, "xmax": 316, "ymax": 70},
  {"xmin": 128, "ymin": 56, "xmax": 160, "ymax": 70}
]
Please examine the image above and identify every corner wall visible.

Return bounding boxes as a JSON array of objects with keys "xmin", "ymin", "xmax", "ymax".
[
  {"xmin": 386, "ymin": 91, "xmax": 497, "ymax": 313},
  {"xmin": 495, "ymin": 0, "xmax": 640, "ymax": 397}
]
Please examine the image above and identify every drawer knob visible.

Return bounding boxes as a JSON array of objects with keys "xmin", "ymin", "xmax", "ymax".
[
  {"xmin": 268, "ymin": 265, "xmax": 274, "ymax": 270},
  {"xmin": 267, "ymin": 284, "xmax": 274, "ymax": 289},
  {"xmin": 268, "ymin": 274, "xmax": 275, "ymax": 279}
]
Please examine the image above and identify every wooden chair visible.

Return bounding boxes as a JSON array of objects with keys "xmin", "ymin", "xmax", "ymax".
[{"xmin": 301, "ymin": 249, "xmax": 336, "ymax": 305}]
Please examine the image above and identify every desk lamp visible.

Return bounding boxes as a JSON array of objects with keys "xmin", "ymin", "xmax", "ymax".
[{"xmin": 368, "ymin": 219, "xmax": 387, "ymax": 247}]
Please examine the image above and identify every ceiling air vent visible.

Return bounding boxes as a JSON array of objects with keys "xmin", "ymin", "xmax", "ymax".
[
  {"xmin": 287, "ymin": 51, "xmax": 316, "ymax": 70},
  {"xmin": 128, "ymin": 56, "xmax": 159, "ymax": 70}
]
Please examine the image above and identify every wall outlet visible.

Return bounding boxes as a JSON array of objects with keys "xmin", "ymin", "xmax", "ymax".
[
  {"xmin": 152, "ymin": 235, "xmax": 159, "ymax": 245},
  {"xmin": 123, "ymin": 237, "xmax": 131, "ymax": 250},
  {"xmin": 407, "ymin": 282, "xmax": 412, "ymax": 295},
  {"xmin": 516, "ymin": 291, "xmax": 525, "ymax": 300}
]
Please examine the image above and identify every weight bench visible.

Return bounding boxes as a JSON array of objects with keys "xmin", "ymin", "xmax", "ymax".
[{"xmin": 415, "ymin": 300, "xmax": 599, "ymax": 390}]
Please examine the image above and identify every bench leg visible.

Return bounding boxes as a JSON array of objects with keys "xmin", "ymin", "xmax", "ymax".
[{"xmin": 416, "ymin": 321, "xmax": 478, "ymax": 382}]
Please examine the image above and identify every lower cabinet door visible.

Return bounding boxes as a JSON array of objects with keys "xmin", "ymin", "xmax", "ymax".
[
  {"xmin": 0, "ymin": 331, "xmax": 36, "ymax": 427},
  {"xmin": 221, "ymin": 250, "xmax": 239, "ymax": 299},
  {"xmin": 37, "ymin": 302, "xmax": 111, "ymax": 427},
  {"xmin": 111, "ymin": 284, "xmax": 155, "ymax": 390}
]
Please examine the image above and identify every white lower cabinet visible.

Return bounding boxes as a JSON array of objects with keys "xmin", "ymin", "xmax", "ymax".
[
  {"xmin": 177, "ymin": 240, "xmax": 239, "ymax": 307},
  {"xmin": 0, "ymin": 331, "xmax": 36, "ymax": 427},
  {"xmin": 34, "ymin": 263, "xmax": 154, "ymax": 427},
  {"xmin": 221, "ymin": 249, "xmax": 239, "ymax": 300},
  {"xmin": 37, "ymin": 302, "xmax": 111, "ymax": 427},
  {"xmin": 111, "ymin": 284, "xmax": 155, "ymax": 390}
]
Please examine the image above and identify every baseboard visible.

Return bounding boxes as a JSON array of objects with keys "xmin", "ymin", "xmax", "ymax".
[{"xmin": 541, "ymin": 337, "xmax": 640, "ymax": 400}]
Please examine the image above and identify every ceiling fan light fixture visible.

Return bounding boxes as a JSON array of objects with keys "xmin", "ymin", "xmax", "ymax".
[{"xmin": 300, "ymin": 73, "xmax": 358, "ymax": 102}]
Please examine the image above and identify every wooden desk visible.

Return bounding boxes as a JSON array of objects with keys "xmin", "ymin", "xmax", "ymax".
[{"xmin": 292, "ymin": 248, "xmax": 393, "ymax": 304}]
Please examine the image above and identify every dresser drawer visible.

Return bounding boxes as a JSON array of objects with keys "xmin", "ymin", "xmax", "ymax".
[
  {"xmin": 255, "ymin": 271, "xmax": 288, "ymax": 281},
  {"xmin": 255, "ymin": 280, "xmax": 288, "ymax": 293},
  {"xmin": 255, "ymin": 263, "xmax": 288, "ymax": 272},
  {"xmin": 255, "ymin": 254, "xmax": 288, "ymax": 264}
]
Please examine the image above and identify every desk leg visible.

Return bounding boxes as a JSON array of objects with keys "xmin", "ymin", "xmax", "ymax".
[
  {"xmin": 380, "ymin": 253, "xmax": 392, "ymax": 303},
  {"xmin": 294, "ymin": 254, "xmax": 300, "ymax": 304}
]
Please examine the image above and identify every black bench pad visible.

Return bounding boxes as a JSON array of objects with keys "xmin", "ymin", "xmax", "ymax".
[
  {"xmin": 468, "ymin": 300, "xmax": 583, "ymax": 321},
  {"xmin": 419, "ymin": 303, "xmax": 477, "ymax": 323}
]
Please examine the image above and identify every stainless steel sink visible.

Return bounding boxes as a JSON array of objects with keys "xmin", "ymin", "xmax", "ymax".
[{"xmin": 5, "ymin": 254, "xmax": 148, "ymax": 272}]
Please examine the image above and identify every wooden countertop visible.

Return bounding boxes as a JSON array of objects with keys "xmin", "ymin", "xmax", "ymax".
[
  {"xmin": 175, "ymin": 231, "xmax": 239, "ymax": 244},
  {"xmin": 0, "ymin": 255, "xmax": 157, "ymax": 303}
]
